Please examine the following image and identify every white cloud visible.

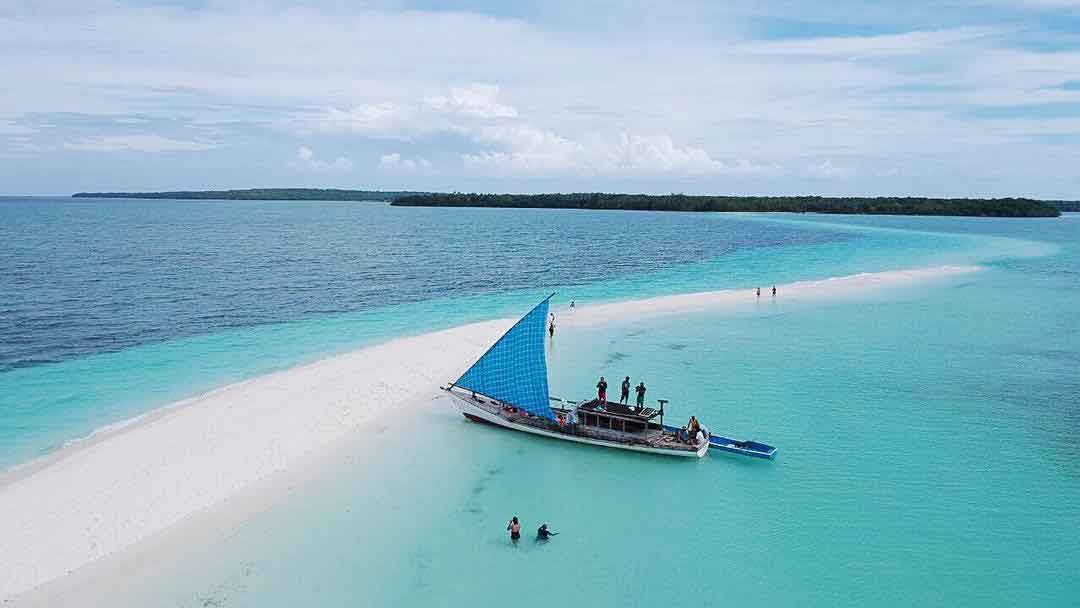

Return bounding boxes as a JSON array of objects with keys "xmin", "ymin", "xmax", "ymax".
[
  {"xmin": 377, "ymin": 152, "xmax": 431, "ymax": 173},
  {"xmin": 806, "ymin": 160, "xmax": 854, "ymax": 179},
  {"xmin": 289, "ymin": 145, "xmax": 353, "ymax": 172},
  {"xmin": 62, "ymin": 134, "xmax": 218, "ymax": 152},
  {"xmin": 463, "ymin": 125, "xmax": 776, "ymax": 177},
  {"xmin": 1, "ymin": 3, "xmax": 1079, "ymax": 195},
  {"xmin": 297, "ymin": 102, "xmax": 409, "ymax": 136},
  {"xmin": 296, "ymin": 83, "xmax": 517, "ymax": 137},
  {"xmin": 747, "ymin": 27, "xmax": 999, "ymax": 58},
  {"xmin": 425, "ymin": 84, "xmax": 518, "ymax": 118}
]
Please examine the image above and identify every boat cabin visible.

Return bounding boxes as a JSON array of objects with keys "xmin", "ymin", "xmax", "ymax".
[{"xmin": 570, "ymin": 399, "xmax": 663, "ymax": 435}]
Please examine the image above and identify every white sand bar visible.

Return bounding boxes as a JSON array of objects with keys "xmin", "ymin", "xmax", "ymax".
[{"xmin": 0, "ymin": 264, "xmax": 978, "ymax": 601}]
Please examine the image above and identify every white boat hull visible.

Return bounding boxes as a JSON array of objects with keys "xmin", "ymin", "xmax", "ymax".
[{"xmin": 449, "ymin": 394, "xmax": 709, "ymax": 458}]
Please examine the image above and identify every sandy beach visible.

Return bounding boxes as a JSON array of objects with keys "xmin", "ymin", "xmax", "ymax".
[{"xmin": 0, "ymin": 264, "xmax": 979, "ymax": 603}]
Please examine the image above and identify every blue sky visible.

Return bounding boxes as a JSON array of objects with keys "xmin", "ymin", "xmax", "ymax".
[{"xmin": 2, "ymin": 0, "xmax": 1079, "ymax": 197}]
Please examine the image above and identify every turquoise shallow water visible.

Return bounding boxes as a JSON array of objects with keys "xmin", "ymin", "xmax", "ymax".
[{"xmin": 27, "ymin": 212, "xmax": 1077, "ymax": 607}]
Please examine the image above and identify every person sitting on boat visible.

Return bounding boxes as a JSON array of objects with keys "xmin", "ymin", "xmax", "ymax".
[
  {"xmin": 695, "ymin": 428, "xmax": 706, "ymax": 447},
  {"xmin": 596, "ymin": 376, "xmax": 608, "ymax": 403},
  {"xmin": 635, "ymin": 381, "xmax": 646, "ymax": 409},
  {"xmin": 536, "ymin": 523, "xmax": 558, "ymax": 541},
  {"xmin": 619, "ymin": 376, "xmax": 631, "ymax": 404},
  {"xmin": 677, "ymin": 426, "xmax": 689, "ymax": 442},
  {"xmin": 507, "ymin": 516, "xmax": 521, "ymax": 543}
]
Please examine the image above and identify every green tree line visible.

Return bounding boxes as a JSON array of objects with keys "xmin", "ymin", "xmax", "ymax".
[{"xmin": 391, "ymin": 193, "xmax": 1064, "ymax": 217}]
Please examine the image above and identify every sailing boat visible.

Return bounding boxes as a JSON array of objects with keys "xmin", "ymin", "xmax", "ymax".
[{"xmin": 443, "ymin": 296, "xmax": 777, "ymax": 459}]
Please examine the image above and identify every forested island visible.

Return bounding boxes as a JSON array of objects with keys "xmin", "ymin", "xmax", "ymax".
[
  {"xmin": 392, "ymin": 193, "xmax": 1064, "ymax": 217},
  {"xmin": 72, "ymin": 188, "xmax": 423, "ymax": 201},
  {"xmin": 71, "ymin": 189, "xmax": 1073, "ymax": 216}
]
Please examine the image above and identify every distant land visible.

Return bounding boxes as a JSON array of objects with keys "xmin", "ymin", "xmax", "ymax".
[
  {"xmin": 394, "ymin": 193, "xmax": 1067, "ymax": 217},
  {"xmin": 71, "ymin": 189, "xmax": 1074, "ymax": 216},
  {"xmin": 72, "ymin": 188, "xmax": 424, "ymax": 201}
]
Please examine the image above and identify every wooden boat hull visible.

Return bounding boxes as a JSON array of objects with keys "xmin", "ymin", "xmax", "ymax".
[{"xmin": 450, "ymin": 394, "xmax": 709, "ymax": 458}]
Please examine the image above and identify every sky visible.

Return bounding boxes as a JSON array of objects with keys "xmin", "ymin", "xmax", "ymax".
[{"xmin": 2, "ymin": 0, "xmax": 1079, "ymax": 197}]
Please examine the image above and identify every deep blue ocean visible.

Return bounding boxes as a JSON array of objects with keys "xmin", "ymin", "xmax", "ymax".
[{"xmin": 2, "ymin": 198, "xmax": 1078, "ymax": 607}]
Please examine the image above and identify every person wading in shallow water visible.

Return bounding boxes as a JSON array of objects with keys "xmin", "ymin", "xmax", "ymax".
[
  {"xmin": 507, "ymin": 516, "xmax": 521, "ymax": 543},
  {"xmin": 536, "ymin": 524, "xmax": 559, "ymax": 541}
]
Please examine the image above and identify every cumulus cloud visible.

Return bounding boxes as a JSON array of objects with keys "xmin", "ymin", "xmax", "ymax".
[
  {"xmin": 424, "ymin": 84, "xmax": 518, "ymax": 118},
  {"xmin": 297, "ymin": 103, "xmax": 409, "ymax": 136},
  {"xmin": 289, "ymin": 145, "xmax": 353, "ymax": 172},
  {"xmin": 463, "ymin": 126, "xmax": 775, "ymax": 177},
  {"xmin": 62, "ymin": 134, "xmax": 218, "ymax": 152},
  {"xmin": 806, "ymin": 160, "xmax": 854, "ymax": 179},
  {"xmin": 377, "ymin": 152, "xmax": 432, "ymax": 173},
  {"xmin": 295, "ymin": 84, "xmax": 517, "ymax": 137}
]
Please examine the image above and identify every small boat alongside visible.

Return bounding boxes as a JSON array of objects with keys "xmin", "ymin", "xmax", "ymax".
[{"xmin": 443, "ymin": 296, "xmax": 776, "ymax": 460}]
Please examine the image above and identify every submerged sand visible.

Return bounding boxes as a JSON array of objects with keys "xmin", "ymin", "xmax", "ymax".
[{"xmin": 0, "ymin": 265, "xmax": 978, "ymax": 602}]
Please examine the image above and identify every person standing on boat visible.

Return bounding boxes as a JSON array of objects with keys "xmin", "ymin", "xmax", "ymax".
[
  {"xmin": 507, "ymin": 516, "xmax": 521, "ymax": 543},
  {"xmin": 635, "ymin": 382, "xmax": 647, "ymax": 408},
  {"xmin": 596, "ymin": 376, "xmax": 608, "ymax": 404},
  {"xmin": 620, "ymin": 376, "xmax": 631, "ymax": 405}
]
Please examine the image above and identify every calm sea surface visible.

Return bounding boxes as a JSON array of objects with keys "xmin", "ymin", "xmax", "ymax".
[{"xmin": 2, "ymin": 199, "xmax": 1078, "ymax": 606}]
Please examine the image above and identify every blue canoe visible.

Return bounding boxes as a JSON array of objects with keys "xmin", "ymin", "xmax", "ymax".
[{"xmin": 663, "ymin": 425, "xmax": 777, "ymax": 459}]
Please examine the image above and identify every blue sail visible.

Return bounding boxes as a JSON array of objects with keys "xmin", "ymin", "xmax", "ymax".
[{"xmin": 455, "ymin": 296, "xmax": 554, "ymax": 420}]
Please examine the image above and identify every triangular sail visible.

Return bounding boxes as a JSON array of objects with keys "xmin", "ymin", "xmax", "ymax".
[{"xmin": 455, "ymin": 296, "xmax": 554, "ymax": 420}]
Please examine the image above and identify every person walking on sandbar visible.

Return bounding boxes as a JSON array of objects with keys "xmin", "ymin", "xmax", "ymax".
[
  {"xmin": 772, "ymin": 285, "xmax": 777, "ymax": 296},
  {"xmin": 620, "ymin": 376, "xmax": 631, "ymax": 405}
]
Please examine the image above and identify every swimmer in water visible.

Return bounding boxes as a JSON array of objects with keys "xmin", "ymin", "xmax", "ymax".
[{"xmin": 536, "ymin": 523, "xmax": 559, "ymax": 541}]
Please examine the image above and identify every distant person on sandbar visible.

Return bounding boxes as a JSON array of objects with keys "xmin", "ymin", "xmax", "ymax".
[
  {"xmin": 549, "ymin": 318, "xmax": 555, "ymax": 338},
  {"xmin": 756, "ymin": 287, "xmax": 761, "ymax": 298},
  {"xmin": 635, "ymin": 381, "xmax": 647, "ymax": 408},
  {"xmin": 772, "ymin": 285, "xmax": 777, "ymax": 296},
  {"xmin": 620, "ymin": 376, "xmax": 631, "ymax": 404},
  {"xmin": 596, "ymin": 376, "xmax": 608, "ymax": 404},
  {"xmin": 570, "ymin": 300, "xmax": 575, "ymax": 311},
  {"xmin": 507, "ymin": 516, "xmax": 521, "ymax": 543}
]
